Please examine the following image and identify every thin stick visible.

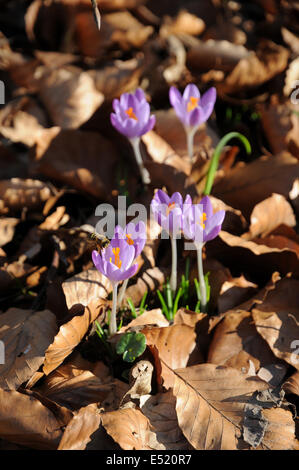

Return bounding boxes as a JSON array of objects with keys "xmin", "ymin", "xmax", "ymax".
[{"xmin": 91, "ymin": 0, "xmax": 101, "ymax": 30}]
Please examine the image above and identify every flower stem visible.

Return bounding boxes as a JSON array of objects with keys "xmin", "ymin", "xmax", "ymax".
[
  {"xmin": 196, "ymin": 243, "xmax": 207, "ymax": 313},
  {"xmin": 186, "ymin": 127, "xmax": 197, "ymax": 162},
  {"xmin": 170, "ymin": 236, "xmax": 177, "ymax": 294},
  {"xmin": 117, "ymin": 278, "xmax": 128, "ymax": 308},
  {"xmin": 203, "ymin": 132, "xmax": 251, "ymax": 196},
  {"xmin": 130, "ymin": 138, "xmax": 151, "ymax": 185},
  {"xmin": 109, "ymin": 282, "xmax": 118, "ymax": 336}
]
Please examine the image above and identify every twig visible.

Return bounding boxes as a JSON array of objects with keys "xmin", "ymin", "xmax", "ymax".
[{"xmin": 90, "ymin": 0, "xmax": 101, "ymax": 30}]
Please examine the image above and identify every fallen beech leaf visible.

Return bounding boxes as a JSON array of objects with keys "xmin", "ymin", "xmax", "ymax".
[
  {"xmin": 0, "ymin": 308, "xmax": 57, "ymax": 390},
  {"xmin": 161, "ymin": 10, "xmax": 205, "ymax": 37},
  {"xmin": 218, "ymin": 276, "xmax": 258, "ymax": 313},
  {"xmin": 121, "ymin": 360, "xmax": 153, "ymax": 407},
  {"xmin": 43, "ymin": 298, "xmax": 106, "ymax": 375},
  {"xmin": 38, "ymin": 66, "xmax": 104, "ymax": 129},
  {"xmin": 125, "ymin": 267, "xmax": 167, "ymax": 306},
  {"xmin": 218, "ymin": 40, "xmax": 289, "ymax": 95},
  {"xmin": 141, "ymin": 391, "xmax": 191, "ymax": 450},
  {"xmin": 259, "ymin": 98, "xmax": 299, "ymax": 159},
  {"xmin": 208, "ymin": 230, "xmax": 299, "ymax": 281},
  {"xmin": 252, "ymin": 278, "xmax": 299, "ymax": 370},
  {"xmin": 32, "ymin": 127, "xmax": 119, "ymax": 199},
  {"xmin": 62, "ymin": 268, "xmax": 111, "ymax": 309},
  {"xmin": 121, "ymin": 309, "xmax": 169, "ymax": 332},
  {"xmin": 187, "ymin": 39, "xmax": 249, "ymax": 73},
  {"xmin": 246, "ymin": 194, "xmax": 296, "ymax": 239},
  {"xmin": 142, "ymin": 324, "xmax": 196, "ymax": 389},
  {"xmin": 101, "ymin": 408, "xmax": 163, "ymax": 450},
  {"xmin": 0, "ymin": 217, "xmax": 18, "ymax": 247},
  {"xmin": 257, "ymin": 407, "xmax": 299, "ymax": 450},
  {"xmin": 173, "ymin": 363, "xmax": 291, "ymax": 450},
  {"xmin": 208, "ymin": 310, "xmax": 282, "ymax": 373},
  {"xmin": 36, "ymin": 357, "xmax": 116, "ymax": 410},
  {"xmin": 58, "ymin": 404, "xmax": 102, "ymax": 450},
  {"xmin": 89, "ymin": 58, "xmax": 143, "ymax": 100},
  {"xmin": 0, "ymin": 389, "xmax": 67, "ymax": 449},
  {"xmin": 283, "ymin": 370, "xmax": 299, "ymax": 396},
  {"xmin": 213, "ymin": 152, "xmax": 299, "ymax": 219},
  {"xmin": 0, "ymin": 178, "xmax": 53, "ymax": 215}
]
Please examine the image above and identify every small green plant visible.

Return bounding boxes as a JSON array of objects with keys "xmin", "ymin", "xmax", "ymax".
[
  {"xmin": 116, "ymin": 331, "xmax": 146, "ymax": 363},
  {"xmin": 127, "ymin": 291, "xmax": 148, "ymax": 319}
]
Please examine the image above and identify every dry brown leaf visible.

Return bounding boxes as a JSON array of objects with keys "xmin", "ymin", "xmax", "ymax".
[
  {"xmin": 209, "ymin": 230, "xmax": 299, "ymax": 280},
  {"xmin": 36, "ymin": 356, "xmax": 117, "ymax": 410},
  {"xmin": 213, "ymin": 152, "xmax": 299, "ymax": 219},
  {"xmin": 173, "ymin": 363, "xmax": 295, "ymax": 450},
  {"xmin": 161, "ymin": 10, "xmax": 205, "ymax": 38},
  {"xmin": 218, "ymin": 40, "xmax": 289, "ymax": 95},
  {"xmin": 62, "ymin": 267, "xmax": 111, "ymax": 309},
  {"xmin": 0, "ymin": 308, "xmax": 57, "ymax": 390},
  {"xmin": 58, "ymin": 403, "xmax": 102, "ymax": 450},
  {"xmin": 101, "ymin": 408, "xmax": 163, "ymax": 450},
  {"xmin": 207, "ymin": 310, "xmax": 282, "ymax": 374},
  {"xmin": 121, "ymin": 309, "xmax": 169, "ymax": 332},
  {"xmin": 259, "ymin": 98, "xmax": 299, "ymax": 159},
  {"xmin": 0, "ymin": 178, "xmax": 53, "ymax": 215},
  {"xmin": 141, "ymin": 391, "xmax": 191, "ymax": 450},
  {"xmin": 252, "ymin": 278, "xmax": 299, "ymax": 370},
  {"xmin": 257, "ymin": 408, "xmax": 299, "ymax": 450},
  {"xmin": 31, "ymin": 127, "xmax": 119, "ymax": 199},
  {"xmin": 43, "ymin": 298, "xmax": 106, "ymax": 375},
  {"xmin": 0, "ymin": 217, "xmax": 18, "ymax": 247},
  {"xmin": 246, "ymin": 193, "xmax": 296, "ymax": 239},
  {"xmin": 187, "ymin": 39, "xmax": 249, "ymax": 73},
  {"xmin": 283, "ymin": 370, "xmax": 299, "ymax": 396},
  {"xmin": 89, "ymin": 58, "xmax": 143, "ymax": 101},
  {"xmin": 125, "ymin": 267, "xmax": 167, "ymax": 306},
  {"xmin": 0, "ymin": 389, "xmax": 68, "ymax": 449},
  {"xmin": 38, "ymin": 66, "xmax": 104, "ymax": 129},
  {"xmin": 217, "ymin": 276, "xmax": 258, "ymax": 313},
  {"xmin": 142, "ymin": 324, "xmax": 196, "ymax": 389}
]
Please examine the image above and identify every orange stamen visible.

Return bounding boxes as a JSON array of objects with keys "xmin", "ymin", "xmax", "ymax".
[
  {"xmin": 125, "ymin": 107, "xmax": 138, "ymax": 121},
  {"xmin": 187, "ymin": 96, "xmax": 199, "ymax": 113},
  {"xmin": 167, "ymin": 202, "xmax": 176, "ymax": 216},
  {"xmin": 126, "ymin": 234, "xmax": 134, "ymax": 246},
  {"xmin": 200, "ymin": 212, "xmax": 207, "ymax": 229},
  {"xmin": 110, "ymin": 247, "xmax": 122, "ymax": 268}
]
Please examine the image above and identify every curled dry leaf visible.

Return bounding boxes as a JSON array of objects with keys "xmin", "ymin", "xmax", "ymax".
[
  {"xmin": 140, "ymin": 391, "xmax": 191, "ymax": 450},
  {"xmin": 173, "ymin": 363, "xmax": 296, "ymax": 450},
  {"xmin": 0, "ymin": 178, "xmax": 53, "ymax": 215},
  {"xmin": 142, "ymin": 324, "xmax": 197, "ymax": 389},
  {"xmin": 217, "ymin": 41, "xmax": 289, "ymax": 95},
  {"xmin": 207, "ymin": 309, "xmax": 282, "ymax": 374},
  {"xmin": 38, "ymin": 66, "xmax": 104, "ymax": 129},
  {"xmin": 43, "ymin": 298, "xmax": 106, "ymax": 375},
  {"xmin": 62, "ymin": 267, "xmax": 111, "ymax": 310},
  {"xmin": 283, "ymin": 370, "xmax": 299, "ymax": 396},
  {"xmin": 120, "ymin": 309, "xmax": 169, "ymax": 332},
  {"xmin": 58, "ymin": 403, "xmax": 102, "ymax": 450},
  {"xmin": 217, "ymin": 275, "xmax": 258, "ymax": 313},
  {"xmin": 259, "ymin": 98, "xmax": 299, "ymax": 159},
  {"xmin": 160, "ymin": 10, "xmax": 205, "ymax": 38},
  {"xmin": 101, "ymin": 408, "xmax": 163, "ymax": 450},
  {"xmin": 0, "ymin": 217, "xmax": 19, "ymax": 247},
  {"xmin": 0, "ymin": 389, "xmax": 67, "ymax": 449},
  {"xmin": 252, "ymin": 277, "xmax": 299, "ymax": 370},
  {"xmin": 213, "ymin": 152, "xmax": 299, "ymax": 219},
  {"xmin": 246, "ymin": 193, "xmax": 296, "ymax": 239},
  {"xmin": 32, "ymin": 127, "xmax": 119, "ymax": 199},
  {"xmin": 121, "ymin": 360, "xmax": 154, "ymax": 407},
  {"xmin": 0, "ymin": 308, "xmax": 57, "ymax": 390},
  {"xmin": 125, "ymin": 267, "xmax": 167, "ymax": 307}
]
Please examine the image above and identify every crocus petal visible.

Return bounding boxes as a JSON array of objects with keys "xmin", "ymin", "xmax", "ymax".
[
  {"xmin": 169, "ymin": 192, "xmax": 183, "ymax": 208},
  {"xmin": 187, "ymin": 107, "xmax": 204, "ymax": 128},
  {"xmin": 199, "ymin": 196, "xmax": 214, "ymax": 220},
  {"xmin": 134, "ymin": 88, "xmax": 146, "ymax": 103},
  {"xmin": 117, "ymin": 263, "xmax": 138, "ymax": 282},
  {"xmin": 183, "ymin": 84, "xmax": 200, "ymax": 101},
  {"xmin": 204, "ymin": 224, "xmax": 222, "ymax": 242},
  {"xmin": 140, "ymin": 114, "xmax": 156, "ymax": 136},
  {"xmin": 155, "ymin": 189, "xmax": 170, "ymax": 205},
  {"xmin": 92, "ymin": 250, "xmax": 105, "ymax": 276},
  {"xmin": 112, "ymin": 99, "xmax": 121, "ymax": 113},
  {"xmin": 169, "ymin": 86, "xmax": 182, "ymax": 107},
  {"xmin": 200, "ymin": 87, "xmax": 216, "ymax": 121}
]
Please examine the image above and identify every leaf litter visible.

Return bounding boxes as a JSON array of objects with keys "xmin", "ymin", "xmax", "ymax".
[{"xmin": 0, "ymin": 0, "xmax": 298, "ymax": 451}]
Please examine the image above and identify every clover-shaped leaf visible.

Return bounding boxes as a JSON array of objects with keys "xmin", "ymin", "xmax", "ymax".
[{"xmin": 116, "ymin": 331, "xmax": 146, "ymax": 363}]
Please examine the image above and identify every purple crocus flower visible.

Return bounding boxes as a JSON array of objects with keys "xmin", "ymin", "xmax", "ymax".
[
  {"xmin": 111, "ymin": 88, "xmax": 156, "ymax": 139},
  {"xmin": 92, "ymin": 238, "xmax": 138, "ymax": 284},
  {"xmin": 169, "ymin": 84, "xmax": 216, "ymax": 160},
  {"xmin": 150, "ymin": 189, "xmax": 191, "ymax": 293},
  {"xmin": 111, "ymin": 221, "xmax": 146, "ymax": 259},
  {"xmin": 92, "ymin": 238, "xmax": 138, "ymax": 336},
  {"xmin": 151, "ymin": 189, "xmax": 191, "ymax": 237},
  {"xmin": 183, "ymin": 196, "xmax": 225, "ymax": 245},
  {"xmin": 110, "ymin": 89, "xmax": 155, "ymax": 185}
]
